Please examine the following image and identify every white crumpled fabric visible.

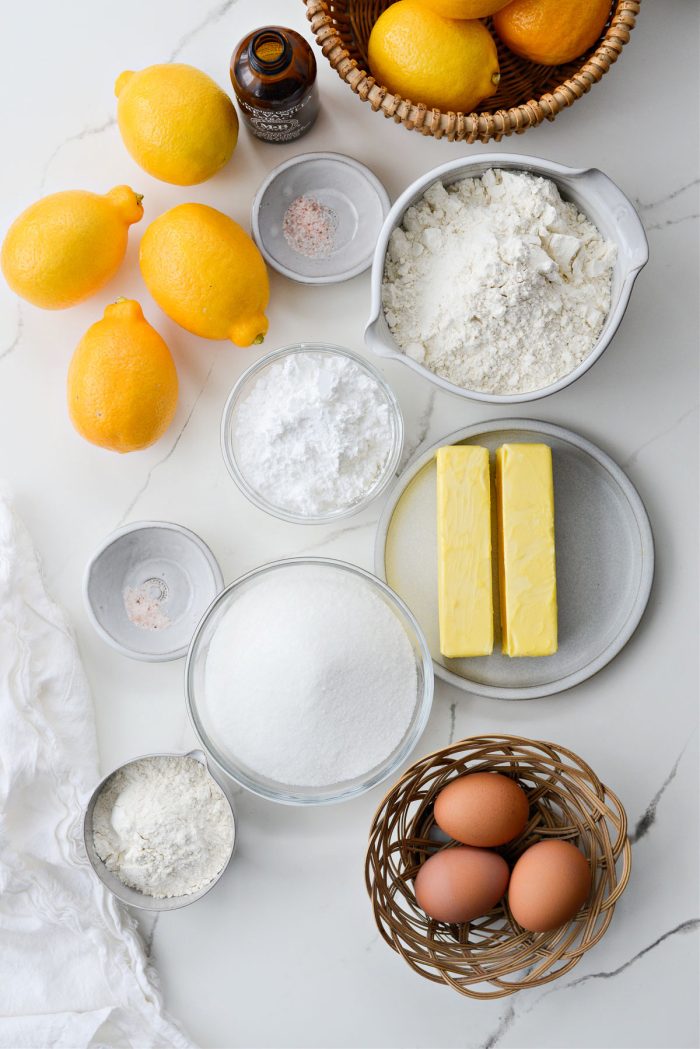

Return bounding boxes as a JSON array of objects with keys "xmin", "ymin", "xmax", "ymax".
[{"xmin": 0, "ymin": 493, "xmax": 193, "ymax": 1049}]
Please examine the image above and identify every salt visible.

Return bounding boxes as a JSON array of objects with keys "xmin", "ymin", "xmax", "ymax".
[
  {"xmin": 283, "ymin": 194, "xmax": 338, "ymax": 258},
  {"xmin": 123, "ymin": 580, "xmax": 171, "ymax": 631},
  {"xmin": 201, "ymin": 564, "xmax": 418, "ymax": 787}
]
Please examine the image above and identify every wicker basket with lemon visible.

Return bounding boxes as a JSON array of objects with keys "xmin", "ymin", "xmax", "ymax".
[{"xmin": 304, "ymin": 0, "xmax": 639, "ymax": 142}]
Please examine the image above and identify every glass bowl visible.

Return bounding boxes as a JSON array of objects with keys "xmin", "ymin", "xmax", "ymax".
[
  {"xmin": 185, "ymin": 558, "xmax": 434, "ymax": 805},
  {"xmin": 220, "ymin": 343, "xmax": 404, "ymax": 525}
]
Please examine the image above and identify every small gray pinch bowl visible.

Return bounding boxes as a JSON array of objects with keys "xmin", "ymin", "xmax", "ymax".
[
  {"xmin": 365, "ymin": 152, "xmax": 649, "ymax": 404},
  {"xmin": 251, "ymin": 151, "xmax": 390, "ymax": 284},
  {"xmin": 83, "ymin": 750, "xmax": 237, "ymax": 912},
  {"xmin": 221, "ymin": 343, "xmax": 404, "ymax": 525},
  {"xmin": 84, "ymin": 521, "xmax": 224, "ymax": 662}
]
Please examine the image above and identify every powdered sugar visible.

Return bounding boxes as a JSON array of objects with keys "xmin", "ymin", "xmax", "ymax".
[
  {"xmin": 201, "ymin": 564, "xmax": 418, "ymax": 787},
  {"xmin": 382, "ymin": 169, "xmax": 616, "ymax": 395},
  {"xmin": 233, "ymin": 350, "xmax": 395, "ymax": 516},
  {"xmin": 92, "ymin": 755, "xmax": 234, "ymax": 898}
]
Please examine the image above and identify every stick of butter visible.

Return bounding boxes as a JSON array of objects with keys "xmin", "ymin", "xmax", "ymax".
[
  {"xmin": 496, "ymin": 443, "xmax": 558, "ymax": 657},
  {"xmin": 436, "ymin": 445, "xmax": 494, "ymax": 658}
]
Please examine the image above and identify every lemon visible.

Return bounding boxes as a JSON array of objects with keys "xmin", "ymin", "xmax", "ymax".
[
  {"xmin": 139, "ymin": 204, "xmax": 269, "ymax": 348},
  {"xmin": 115, "ymin": 64, "xmax": 239, "ymax": 186},
  {"xmin": 1, "ymin": 186, "xmax": 142, "ymax": 310},
  {"xmin": 368, "ymin": 1, "xmax": 500, "ymax": 112},
  {"xmin": 493, "ymin": 0, "xmax": 611, "ymax": 65},
  {"xmin": 68, "ymin": 299, "xmax": 178, "ymax": 453},
  {"xmin": 418, "ymin": 0, "xmax": 512, "ymax": 18}
]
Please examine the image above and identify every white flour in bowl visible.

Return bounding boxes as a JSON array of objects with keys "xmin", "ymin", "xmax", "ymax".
[
  {"xmin": 382, "ymin": 168, "xmax": 616, "ymax": 395},
  {"xmin": 93, "ymin": 755, "xmax": 234, "ymax": 898}
]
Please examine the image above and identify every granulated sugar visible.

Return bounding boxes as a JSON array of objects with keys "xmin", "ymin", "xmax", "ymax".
[{"xmin": 201, "ymin": 564, "xmax": 418, "ymax": 787}]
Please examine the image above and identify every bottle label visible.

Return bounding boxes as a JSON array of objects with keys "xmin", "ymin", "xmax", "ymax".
[{"xmin": 238, "ymin": 96, "xmax": 314, "ymax": 143}]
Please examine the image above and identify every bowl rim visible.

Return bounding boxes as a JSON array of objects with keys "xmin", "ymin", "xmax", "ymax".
[
  {"xmin": 83, "ymin": 519, "xmax": 225, "ymax": 662},
  {"xmin": 365, "ymin": 152, "xmax": 649, "ymax": 404},
  {"xmin": 250, "ymin": 150, "xmax": 391, "ymax": 285},
  {"xmin": 220, "ymin": 342, "xmax": 405, "ymax": 525},
  {"xmin": 83, "ymin": 748, "xmax": 237, "ymax": 912},
  {"xmin": 184, "ymin": 556, "xmax": 435, "ymax": 806}
]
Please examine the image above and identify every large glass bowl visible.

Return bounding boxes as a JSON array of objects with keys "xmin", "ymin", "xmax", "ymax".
[
  {"xmin": 185, "ymin": 558, "xmax": 434, "ymax": 805},
  {"xmin": 220, "ymin": 343, "xmax": 404, "ymax": 525}
]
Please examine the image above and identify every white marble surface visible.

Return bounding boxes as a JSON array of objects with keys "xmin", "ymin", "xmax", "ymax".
[{"xmin": 1, "ymin": 2, "xmax": 698, "ymax": 1047}]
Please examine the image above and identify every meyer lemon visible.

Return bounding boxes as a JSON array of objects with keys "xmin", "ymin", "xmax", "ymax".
[
  {"xmin": 115, "ymin": 64, "xmax": 239, "ymax": 185},
  {"xmin": 368, "ymin": 0, "xmax": 500, "ymax": 113},
  {"xmin": 67, "ymin": 299, "xmax": 178, "ymax": 453},
  {"xmin": 493, "ymin": 0, "xmax": 611, "ymax": 66},
  {"xmin": 418, "ymin": 0, "xmax": 513, "ymax": 18},
  {"xmin": 139, "ymin": 203, "xmax": 269, "ymax": 348},
  {"xmin": 1, "ymin": 186, "xmax": 142, "ymax": 310}
]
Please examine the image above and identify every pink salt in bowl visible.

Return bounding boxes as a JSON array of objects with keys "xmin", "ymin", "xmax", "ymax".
[{"xmin": 251, "ymin": 151, "xmax": 390, "ymax": 284}]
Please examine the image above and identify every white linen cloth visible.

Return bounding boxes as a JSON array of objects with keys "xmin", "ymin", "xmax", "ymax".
[{"xmin": 0, "ymin": 493, "xmax": 193, "ymax": 1049}]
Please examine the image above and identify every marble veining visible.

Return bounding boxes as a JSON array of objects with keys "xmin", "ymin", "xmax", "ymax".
[
  {"xmin": 117, "ymin": 354, "xmax": 219, "ymax": 526},
  {"xmin": 621, "ymin": 403, "xmax": 699, "ymax": 470},
  {"xmin": 629, "ymin": 733, "xmax": 695, "ymax": 844},
  {"xmin": 483, "ymin": 919, "xmax": 700, "ymax": 1049},
  {"xmin": 0, "ymin": 0, "xmax": 697, "ymax": 1045}
]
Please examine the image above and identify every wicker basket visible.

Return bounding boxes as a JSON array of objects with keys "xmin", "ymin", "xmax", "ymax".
[
  {"xmin": 304, "ymin": 0, "xmax": 640, "ymax": 143},
  {"xmin": 365, "ymin": 735, "xmax": 631, "ymax": 998}
]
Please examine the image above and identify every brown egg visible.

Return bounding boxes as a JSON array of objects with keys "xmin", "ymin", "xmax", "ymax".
[
  {"xmin": 508, "ymin": 840, "xmax": 591, "ymax": 933},
  {"xmin": 414, "ymin": 846, "xmax": 510, "ymax": 924},
  {"xmin": 433, "ymin": 772, "xmax": 529, "ymax": 847}
]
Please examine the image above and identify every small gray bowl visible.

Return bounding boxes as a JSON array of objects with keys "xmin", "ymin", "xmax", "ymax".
[
  {"xmin": 83, "ymin": 749, "xmax": 236, "ymax": 912},
  {"xmin": 251, "ymin": 151, "xmax": 390, "ymax": 284},
  {"xmin": 84, "ymin": 521, "xmax": 224, "ymax": 662}
]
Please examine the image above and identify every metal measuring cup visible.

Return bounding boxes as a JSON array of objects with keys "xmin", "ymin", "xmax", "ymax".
[{"xmin": 83, "ymin": 749, "xmax": 237, "ymax": 912}]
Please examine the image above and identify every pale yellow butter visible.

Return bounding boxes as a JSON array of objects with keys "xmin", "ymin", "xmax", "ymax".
[
  {"xmin": 496, "ymin": 443, "xmax": 558, "ymax": 657},
  {"xmin": 436, "ymin": 445, "xmax": 494, "ymax": 658}
]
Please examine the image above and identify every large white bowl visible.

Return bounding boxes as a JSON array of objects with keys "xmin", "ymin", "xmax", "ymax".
[{"xmin": 365, "ymin": 153, "xmax": 649, "ymax": 404}]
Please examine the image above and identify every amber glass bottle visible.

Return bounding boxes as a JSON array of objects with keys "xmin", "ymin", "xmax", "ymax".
[{"xmin": 231, "ymin": 27, "xmax": 320, "ymax": 144}]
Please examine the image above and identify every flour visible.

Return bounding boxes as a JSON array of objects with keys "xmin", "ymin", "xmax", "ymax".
[
  {"xmin": 201, "ymin": 564, "xmax": 418, "ymax": 787},
  {"xmin": 382, "ymin": 169, "xmax": 616, "ymax": 395},
  {"xmin": 233, "ymin": 350, "xmax": 395, "ymax": 516},
  {"xmin": 92, "ymin": 755, "xmax": 234, "ymax": 898}
]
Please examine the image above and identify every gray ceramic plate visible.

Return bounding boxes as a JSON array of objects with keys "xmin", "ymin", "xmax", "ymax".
[{"xmin": 375, "ymin": 420, "xmax": 654, "ymax": 700}]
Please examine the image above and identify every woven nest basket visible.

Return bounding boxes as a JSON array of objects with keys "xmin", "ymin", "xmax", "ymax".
[
  {"xmin": 304, "ymin": 0, "xmax": 640, "ymax": 143},
  {"xmin": 366, "ymin": 735, "xmax": 631, "ymax": 998}
]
